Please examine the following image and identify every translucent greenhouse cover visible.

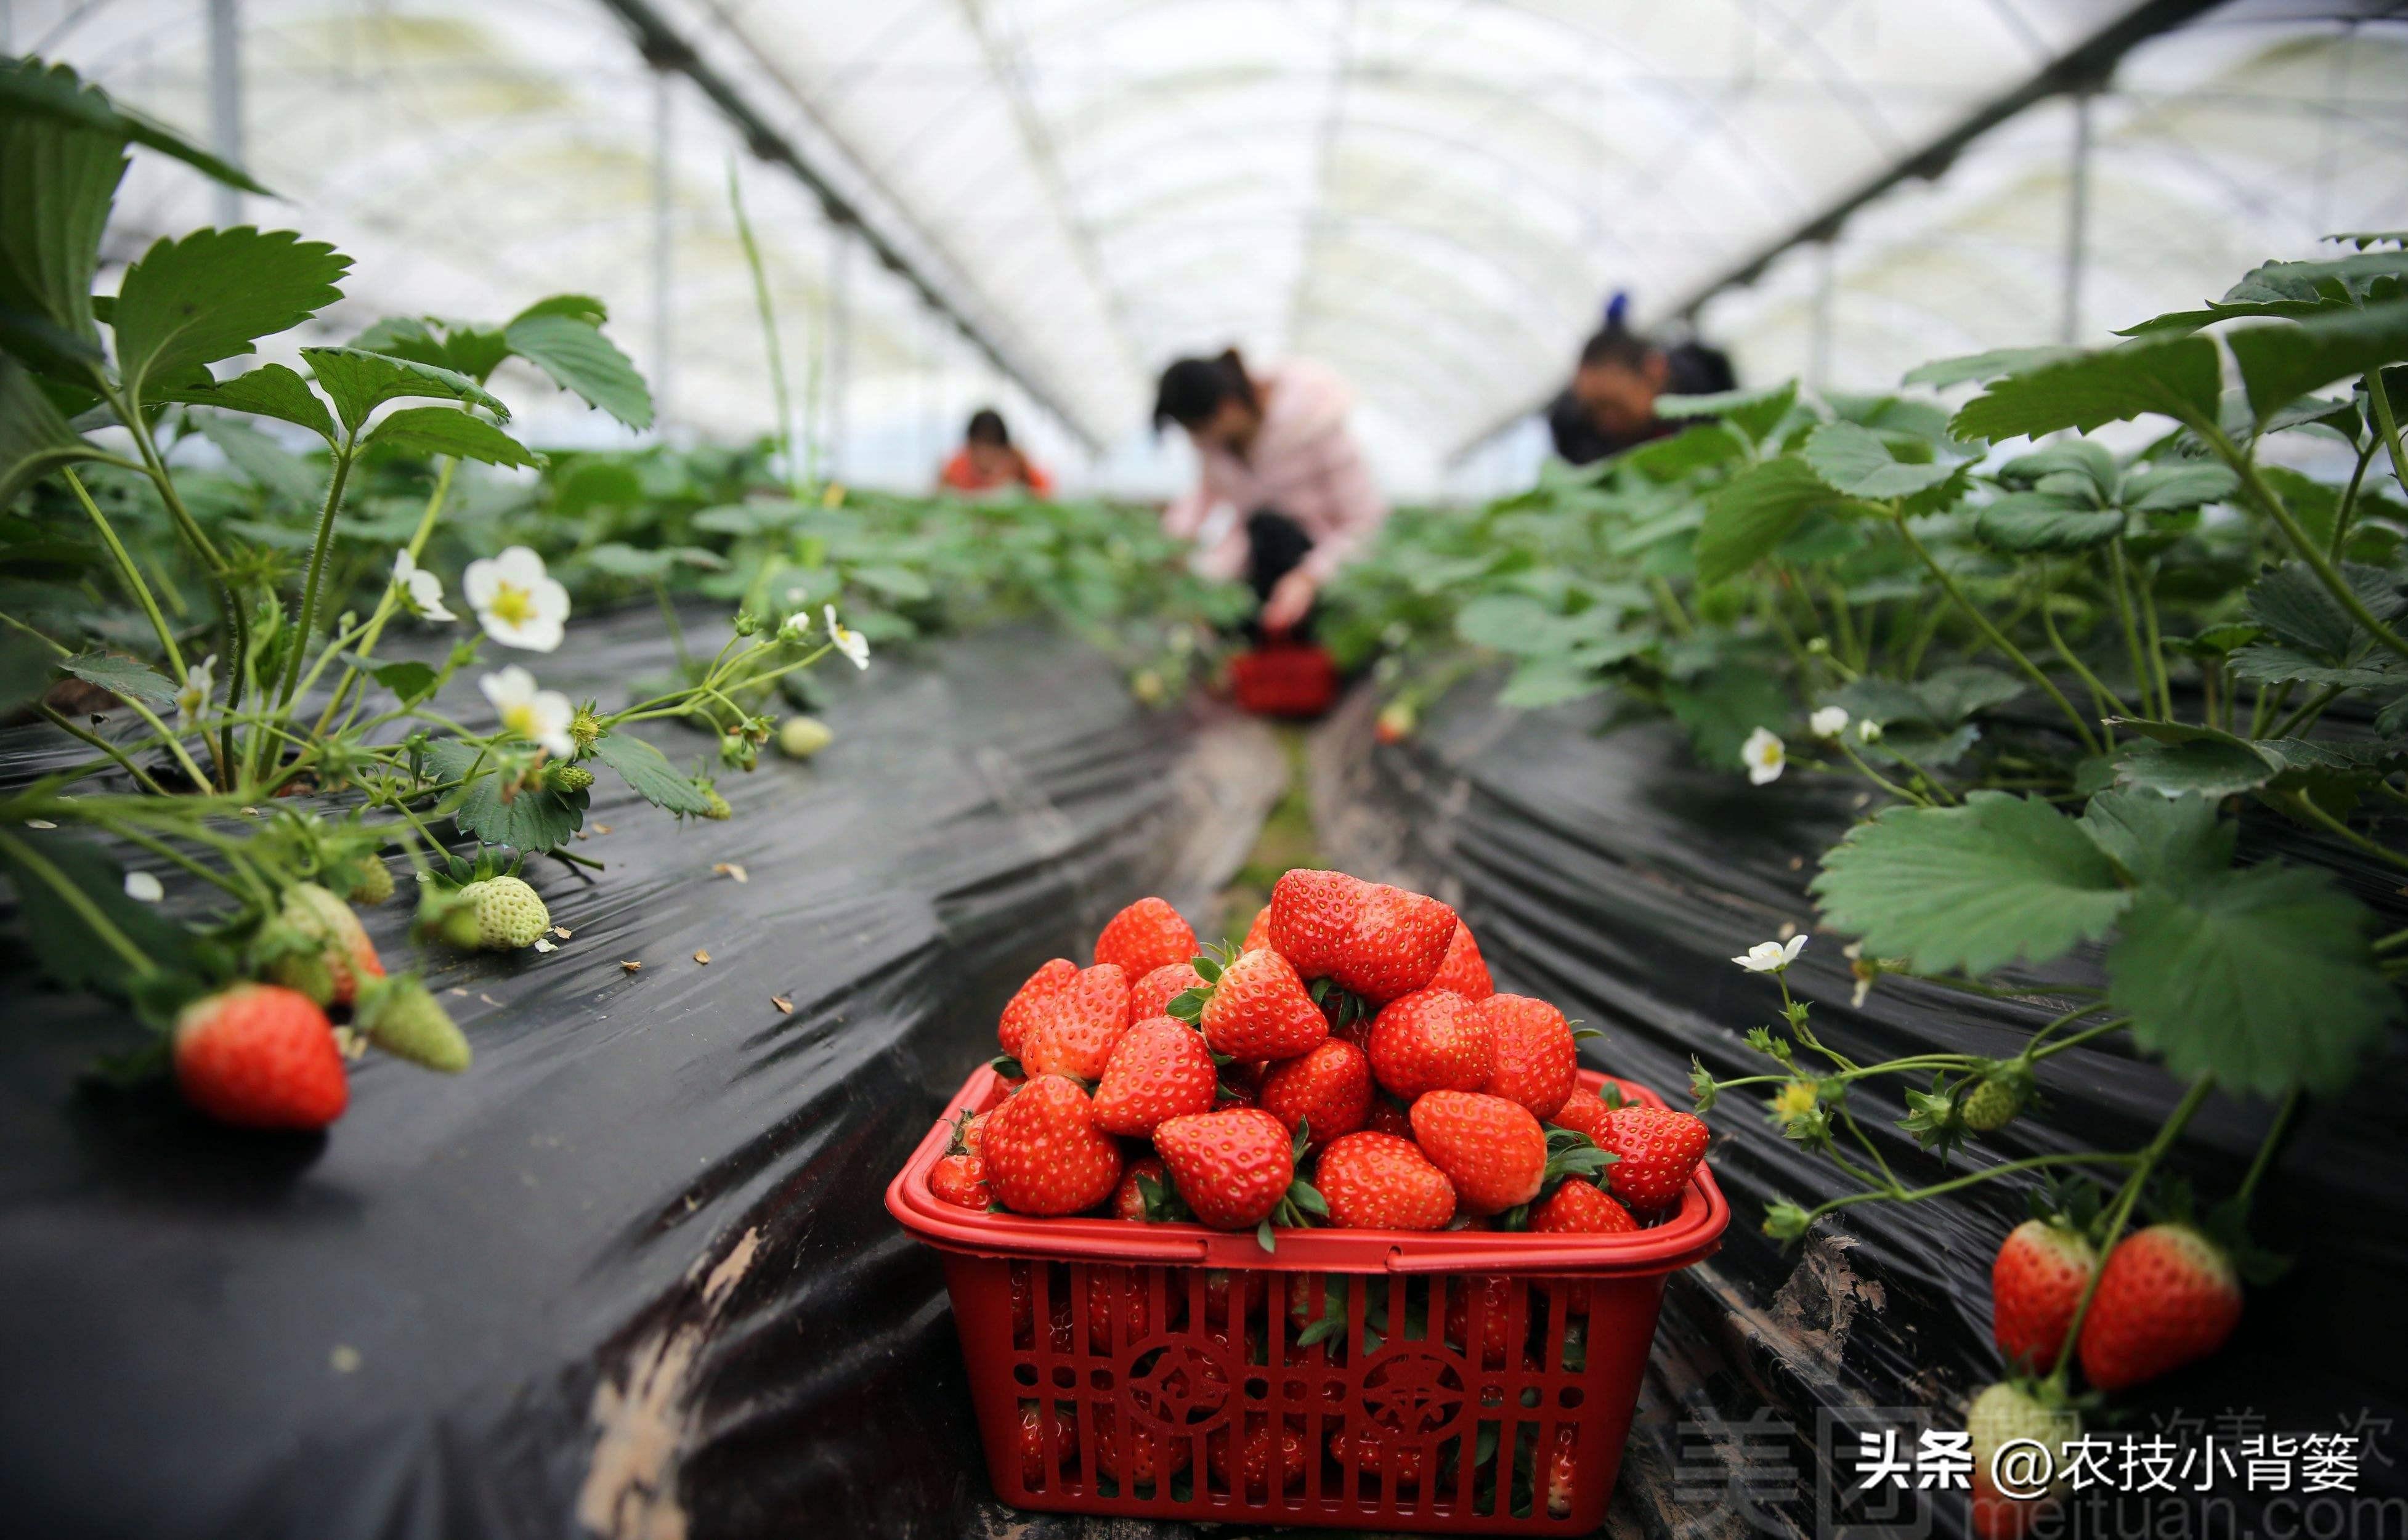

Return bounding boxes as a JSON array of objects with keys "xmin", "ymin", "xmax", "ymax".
[{"xmin": 17, "ymin": 1, "xmax": 2408, "ymax": 500}]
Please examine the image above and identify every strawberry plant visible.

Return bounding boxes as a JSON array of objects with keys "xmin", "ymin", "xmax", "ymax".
[{"xmin": 0, "ymin": 59, "xmax": 886, "ymax": 1123}]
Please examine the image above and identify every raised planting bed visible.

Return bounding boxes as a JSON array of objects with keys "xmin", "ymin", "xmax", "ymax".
[
  {"xmin": 0, "ymin": 618, "xmax": 1284, "ymax": 1540},
  {"xmin": 1310, "ymin": 679, "xmax": 2408, "ymax": 1539}
]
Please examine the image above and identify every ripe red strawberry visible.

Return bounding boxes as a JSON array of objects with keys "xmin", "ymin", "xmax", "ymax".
[
  {"xmin": 1092, "ymin": 1403, "xmax": 1190, "ymax": 1486},
  {"xmin": 1991, "ymin": 1218, "xmax": 2096, "ymax": 1372},
  {"xmin": 1528, "ymin": 1179, "xmax": 1638, "ymax": 1314},
  {"xmin": 1443, "ymin": 1274, "xmax": 1524, "ymax": 1368},
  {"xmin": 1241, "ymin": 906, "xmax": 1273, "ymax": 952},
  {"xmin": 960, "ymin": 1111, "xmax": 990, "ymax": 1157},
  {"xmin": 983, "ymin": 1074, "xmax": 1124, "ymax": 1215},
  {"xmin": 1113, "ymin": 1156, "xmax": 1170, "ymax": 1221},
  {"xmin": 1209, "ymin": 1417, "xmax": 1308, "ymax": 1499},
  {"xmin": 172, "ymin": 983, "xmax": 349, "ymax": 1130},
  {"xmin": 1426, "ymin": 920, "xmax": 1493, "ymax": 1000},
  {"xmin": 1016, "ymin": 1401, "xmax": 1078, "ymax": 1489},
  {"xmin": 1077, "ymin": 1264, "xmax": 1156, "ymax": 1351},
  {"xmin": 1019, "ymin": 962, "xmax": 1133, "ymax": 1080},
  {"xmin": 1093, "ymin": 896, "xmax": 1196, "ymax": 978},
  {"xmin": 1328, "ymin": 1422, "xmax": 1423, "ymax": 1492},
  {"xmin": 1528, "ymin": 1178, "xmax": 1637, "ymax": 1234},
  {"xmin": 1130, "ymin": 962, "xmax": 1206, "ymax": 1021},
  {"xmin": 1332, "ymin": 884, "xmax": 1457, "ymax": 1002},
  {"xmin": 2076, "ymin": 1223, "xmax": 2242, "ymax": 1390},
  {"xmin": 1153, "ymin": 1106, "xmax": 1309, "ymax": 1233},
  {"xmin": 1265, "ymin": 867, "xmax": 1366, "ymax": 979},
  {"xmin": 1092, "ymin": 1015, "xmax": 1219, "ymax": 1137},
  {"xmin": 1598, "ymin": 1104, "xmax": 1709, "ymax": 1212},
  {"xmin": 1314, "ymin": 1130, "xmax": 1457, "ymax": 1230},
  {"xmin": 1411, "ymin": 1090, "xmax": 1546, "ymax": 1214},
  {"xmin": 1189, "ymin": 947, "xmax": 1327, "ymax": 1061},
  {"xmin": 1474, "ymin": 994, "xmax": 1576, "ymax": 1119},
  {"xmin": 930, "ymin": 1110, "xmax": 992, "ymax": 1208},
  {"xmin": 1365, "ymin": 987, "xmax": 1491, "ymax": 1098},
  {"xmin": 930, "ymin": 1151, "xmax": 990, "ymax": 1209},
  {"xmin": 1257, "ymin": 1038, "xmax": 1372, "ymax": 1149},
  {"xmin": 1545, "ymin": 1425, "xmax": 1580, "ymax": 1519},
  {"xmin": 1547, "ymin": 1088, "xmax": 1615, "ymax": 1144},
  {"xmin": 999, "ymin": 957, "xmax": 1076, "ymax": 1058}
]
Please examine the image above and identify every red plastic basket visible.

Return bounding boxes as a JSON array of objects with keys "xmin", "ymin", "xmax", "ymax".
[
  {"xmin": 887, "ymin": 1067, "xmax": 1728, "ymax": 1533},
  {"xmin": 1229, "ymin": 641, "xmax": 1339, "ymax": 718}
]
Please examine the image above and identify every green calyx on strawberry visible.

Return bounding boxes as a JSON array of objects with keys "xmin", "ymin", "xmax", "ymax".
[
  {"xmin": 1151, "ymin": 1107, "xmax": 1326, "ymax": 1251},
  {"xmin": 1491, "ymin": 1126, "xmax": 1620, "ymax": 1230},
  {"xmin": 1165, "ymin": 944, "xmax": 1326, "ymax": 1062},
  {"xmin": 354, "ymin": 973, "xmax": 472, "ymax": 1072}
]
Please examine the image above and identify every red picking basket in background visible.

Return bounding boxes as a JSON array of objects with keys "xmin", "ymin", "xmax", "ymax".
[
  {"xmin": 1228, "ymin": 639, "xmax": 1339, "ymax": 718},
  {"xmin": 886, "ymin": 1067, "xmax": 1729, "ymax": 1534}
]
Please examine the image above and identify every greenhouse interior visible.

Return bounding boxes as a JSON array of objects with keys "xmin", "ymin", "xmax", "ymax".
[{"xmin": 3, "ymin": 1, "xmax": 2407, "ymax": 1536}]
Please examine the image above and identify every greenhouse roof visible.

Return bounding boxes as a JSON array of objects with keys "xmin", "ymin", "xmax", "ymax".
[{"xmin": 23, "ymin": 0, "xmax": 2408, "ymax": 494}]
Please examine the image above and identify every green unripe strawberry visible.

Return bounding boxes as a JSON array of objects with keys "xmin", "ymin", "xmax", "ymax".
[
  {"xmin": 471, "ymin": 875, "xmax": 551, "ymax": 950},
  {"xmin": 346, "ymin": 859, "xmax": 395, "ymax": 906},
  {"xmin": 1966, "ymin": 1380, "xmax": 2077, "ymax": 1480},
  {"xmin": 547, "ymin": 763, "xmax": 595, "ymax": 793},
  {"xmin": 355, "ymin": 975, "xmax": 471, "ymax": 1072},
  {"xmin": 1961, "ymin": 1074, "xmax": 2025, "ymax": 1132},
  {"xmin": 418, "ymin": 884, "xmax": 486, "ymax": 951},
  {"xmin": 777, "ymin": 716, "xmax": 833, "ymax": 759},
  {"xmin": 697, "ymin": 784, "xmax": 732, "ymax": 821},
  {"xmin": 264, "ymin": 881, "xmax": 384, "ymax": 1007}
]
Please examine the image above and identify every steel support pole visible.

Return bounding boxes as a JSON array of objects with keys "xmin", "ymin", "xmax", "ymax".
[
  {"xmin": 825, "ymin": 223, "xmax": 853, "ymax": 485},
  {"xmin": 650, "ymin": 66, "xmax": 673, "ymax": 430},
  {"xmin": 2061, "ymin": 89, "xmax": 2093, "ymax": 347},
  {"xmin": 1807, "ymin": 239, "xmax": 1837, "ymax": 393},
  {"xmin": 206, "ymin": 0, "xmax": 243, "ymax": 228}
]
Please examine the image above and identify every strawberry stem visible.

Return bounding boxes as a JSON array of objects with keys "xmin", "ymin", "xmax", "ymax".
[{"xmin": 2042, "ymin": 1076, "xmax": 2216, "ymax": 1396}]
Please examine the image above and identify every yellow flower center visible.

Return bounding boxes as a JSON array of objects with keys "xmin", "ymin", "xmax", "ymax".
[
  {"xmin": 1772, "ymin": 1081, "xmax": 1818, "ymax": 1119},
  {"xmin": 503, "ymin": 702, "xmax": 538, "ymax": 739},
  {"xmin": 488, "ymin": 581, "xmax": 536, "ymax": 628}
]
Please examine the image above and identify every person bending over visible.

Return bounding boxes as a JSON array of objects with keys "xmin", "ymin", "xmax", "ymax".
[
  {"xmin": 1153, "ymin": 349, "xmax": 1386, "ymax": 637},
  {"xmin": 938, "ymin": 407, "xmax": 1053, "ymax": 496},
  {"xmin": 1546, "ymin": 309, "xmax": 1735, "ymax": 468}
]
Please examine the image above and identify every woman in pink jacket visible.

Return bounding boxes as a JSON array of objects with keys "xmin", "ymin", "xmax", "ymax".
[{"xmin": 1154, "ymin": 350, "xmax": 1387, "ymax": 638}]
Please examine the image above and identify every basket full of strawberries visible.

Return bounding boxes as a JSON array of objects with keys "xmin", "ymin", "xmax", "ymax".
[{"xmin": 886, "ymin": 869, "xmax": 1727, "ymax": 1533}]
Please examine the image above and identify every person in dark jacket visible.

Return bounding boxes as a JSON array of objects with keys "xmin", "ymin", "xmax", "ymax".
[{"xmin": 1546, "ymin": 299, "xmax": 1735, "ymax": 467}]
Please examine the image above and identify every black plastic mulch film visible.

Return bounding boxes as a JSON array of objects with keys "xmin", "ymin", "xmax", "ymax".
[
  {"xmin": 1311, "ymin": 678, "xmax": 2408, "ymax": 1538},
  {"xmin": 0, "ymin": 614, "xmax": 1289, "ymax": 1540}
]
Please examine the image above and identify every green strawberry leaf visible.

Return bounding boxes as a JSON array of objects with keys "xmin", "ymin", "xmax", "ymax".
[
  {"xmin": 1802, "ymin": 420, "xmax": 1957, "ymax": 501},
  {"xmin": 365, "ymin": 405, "xmax": 543, "ymax": 468},
  {"xmin": 1950, "ymin": 336, "xmax": 2222, "ymax": 442},
  {"xmin": 152, "ymin": 361, "xmax": 336, "ymax": 445},
  {"xmin": 1901, "ymin": 346, "xmax": 2081, "ymax": 390},
  {"xmin": 111, "ymin": 229, "xmax": 349, "ymax": 404},
  {"xmin": 2226, "ymin": 301, "xmax": 2408, "ymax": 426},
  {"xmin": 58, "ymin": 649, "xmax": 176, "ymax": 707},
  {"xmin": 301, "ymin": 346, "xmax": 509, "ymax": 435},
  {"xmin": 0, "ymin": 355, "xmax": 103, "ymax": 504},
  {"xmin": 0, "ymin": 57, "xmax": 269, "ymax": 195},
  {"xmin": 2078, "ymin": 789, "xmax": 2234, "ymax": 890},
  {"xmin": 1694, "ymin": 455, "xmax": 1850, "ymax": 586},
  {"xmin": 1812, "ymin": 792, "xmax": 2130, "ymax": 975},
  {"xmin": 1974, "ymin": 492, "xmax": 2125, "ymax": 552},
  {"xmin": 589, "ymin": 729, "xmax": 718, "ymax": 817},
  {"xmin": 501, "ymin": 310, "xmax": 652, "ymax": 429},
  {"xmin": 2107, "ymin": 863, "xmax": 2394, "ymax": 1095},
  {"xmin": 0, "ymin": 827, "xmax": 201, "ymax": 1005}
]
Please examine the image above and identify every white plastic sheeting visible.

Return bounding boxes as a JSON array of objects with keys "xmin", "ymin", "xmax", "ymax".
[{"xmin": 15, "ymin": 1, "xmax": 2408, "ymax": 499}]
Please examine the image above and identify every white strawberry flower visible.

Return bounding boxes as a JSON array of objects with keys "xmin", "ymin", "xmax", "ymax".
[
  {"xmin": 1809, "ymin": 705, "xmax": 1849, "ymax": 740},
  {"xmin": 1857, "ymin": 718, "xmax": 1883, "ymax": 744},
  {"xmin": 1741, "ymin": 726, "xmax": 1786, "ymax": 785},
  {"xmin": 174, "ymin": 654, "xmax": 217, "ymax": 732},
  {"xmin": 1733, "ymin": 934, "xmax": 1808, "ymax": 973},
  {"xmin": 123, "ymin": 870, "xmax": 164, "ymax": 902},
  {"xmin": 479, "ymin": 665, "xmax": 576, "ymax": 758},
  {"xmin": 824, "ymin": 604, "xmax": 870, "ymax": 671},
  {"xmin": 463, "ymin": 545, "xmax": 569, "ymax": 652},
  {"xmin": 777, "ymin": 610, "xmax": 812, "ymax": 644},
  {"xmin": 392, "ymin": 549, "xmax": 456, "ymax": 622}
]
